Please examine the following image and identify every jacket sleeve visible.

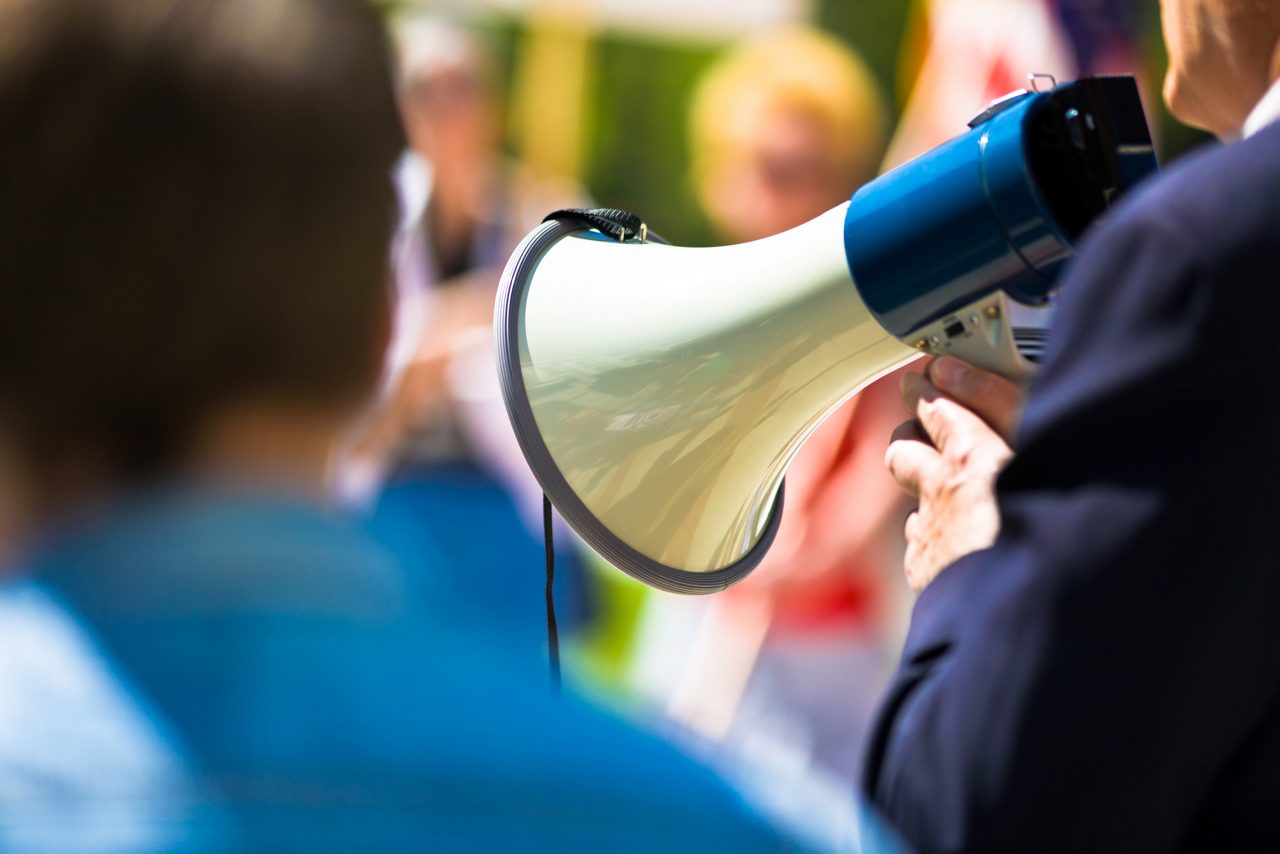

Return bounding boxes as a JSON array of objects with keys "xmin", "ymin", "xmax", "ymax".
[{"xmin": 862, "ymin": 207, "xmax": 1277, "ymax": 852}]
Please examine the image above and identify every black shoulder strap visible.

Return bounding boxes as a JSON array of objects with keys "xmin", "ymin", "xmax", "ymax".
[{"xmin": 543, "ymin": 207, "xmax": 646, "ymax": 242}]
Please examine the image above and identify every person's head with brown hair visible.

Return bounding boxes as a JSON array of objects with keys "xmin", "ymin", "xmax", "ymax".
[
  {"xmin": 689, "ymin": 27, "xmax": 887, "ymax": 244},
  {"xmin": 0, "ymin": 0, "xmax": 405, "ymax": 519}
]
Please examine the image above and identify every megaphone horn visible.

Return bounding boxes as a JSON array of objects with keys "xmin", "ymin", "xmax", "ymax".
[{"xmin": 496, "ymin": 76, "xmax": 1158, "ymax": 594}]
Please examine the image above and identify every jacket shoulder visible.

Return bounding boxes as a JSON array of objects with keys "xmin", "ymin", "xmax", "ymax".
[{"xmin": 1095, "ymin": 124, "xmax": 1280, "ymax": 271}]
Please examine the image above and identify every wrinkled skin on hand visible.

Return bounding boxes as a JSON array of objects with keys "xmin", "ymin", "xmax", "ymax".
[{"xmin": 884, "ymin": 357, "xmax": 1025, "ymax": 592}]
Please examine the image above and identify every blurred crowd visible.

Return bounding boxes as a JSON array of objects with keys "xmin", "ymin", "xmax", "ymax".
[{"xmin": 0, "ymin": 0, "xmax": 1163, "ymax": 850}]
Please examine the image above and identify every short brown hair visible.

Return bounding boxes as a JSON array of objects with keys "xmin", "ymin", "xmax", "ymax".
[{"xmin": 0, "ymin": 0, "xmax": 405, "ymax": 478}]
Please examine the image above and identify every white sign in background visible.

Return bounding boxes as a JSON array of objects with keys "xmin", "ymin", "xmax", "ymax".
[{"xmin": 420, "ymin": 0, "xmax": 810, "ymax": 40}]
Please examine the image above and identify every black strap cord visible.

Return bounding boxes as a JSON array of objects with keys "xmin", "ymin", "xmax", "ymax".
[
  {"xmin": 542, "ymin": 493, "xmax": 561, "ymax": 692},
  {"xmin": 534, "ymin": 208, "xmax": 648, "ymax": 693}
]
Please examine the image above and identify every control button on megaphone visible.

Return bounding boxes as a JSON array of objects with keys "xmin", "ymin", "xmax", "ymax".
[{"xmin": 495, "ymin": 76, "xmax": 1159, "ymax": 594}]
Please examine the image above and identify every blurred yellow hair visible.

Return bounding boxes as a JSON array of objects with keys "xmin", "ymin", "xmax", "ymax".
[{"xmin": 690, "ymin": 28, "xmax": 888, "ymax": 198}]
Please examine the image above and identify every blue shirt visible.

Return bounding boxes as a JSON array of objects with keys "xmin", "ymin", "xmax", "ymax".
[{"xmin": 18, "ymin": 487, "xmax": 811, "ymax": 851}]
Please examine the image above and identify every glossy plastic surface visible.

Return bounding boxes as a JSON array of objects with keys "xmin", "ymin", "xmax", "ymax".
[
  {"xmin": 843, "ymin": 76, "xmax": 1158, "ymax": 337},
  {"xmin": 497, "ymin": 205, "xmax": 917, "ymax": 586}
]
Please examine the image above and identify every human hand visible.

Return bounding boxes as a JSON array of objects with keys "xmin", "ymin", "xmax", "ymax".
[{"xmin": 884, "ymin": 357, "xmax": 1026, "ymax": 592}]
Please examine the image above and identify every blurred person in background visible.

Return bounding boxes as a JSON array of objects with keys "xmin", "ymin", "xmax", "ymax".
[
  {"xmin": 0, "ymin": 0, "xmax": 842, "ymax": 849},
  {"xmin": 639, "ymin": 28, "xmax": 915, "ymax": 793},
  {"xmin": 345, "ymin": 15, "xmax": 592, "ymax": 647}
]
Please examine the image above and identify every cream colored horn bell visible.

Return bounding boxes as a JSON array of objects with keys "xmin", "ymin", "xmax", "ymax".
[{"xmin": 495, "ymin": 205, "xmax": 918, "ymax": 594}]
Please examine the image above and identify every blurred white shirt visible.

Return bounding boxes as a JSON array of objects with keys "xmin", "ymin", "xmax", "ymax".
[
  {"xmin": 1244, "ymin": 77, "xmax": 1280, "ymax": 139},
  {"xmin": 0, "ymin": 583, "xmax": 198, "ymax": 852}
]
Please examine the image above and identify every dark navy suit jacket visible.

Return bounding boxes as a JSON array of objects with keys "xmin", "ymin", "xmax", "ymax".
[{"xmin": 864, "ymin": 122, "xmax": 1280, "ymax": 853}]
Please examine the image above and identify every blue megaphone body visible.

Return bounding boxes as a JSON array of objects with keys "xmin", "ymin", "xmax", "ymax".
[{"xmin": 846, "ymin": 75, "xmax": 1158, "ymax": 373}]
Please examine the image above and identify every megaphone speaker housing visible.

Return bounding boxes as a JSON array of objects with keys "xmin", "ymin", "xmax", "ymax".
[{"xmin": 497, "ymin": 76, "xmax": 1158, "ymax": 594}]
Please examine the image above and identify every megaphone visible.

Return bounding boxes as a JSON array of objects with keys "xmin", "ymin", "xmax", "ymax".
[{"xmin": 495, "ymin": 76, "xmax": 1157, "ymax": 594}]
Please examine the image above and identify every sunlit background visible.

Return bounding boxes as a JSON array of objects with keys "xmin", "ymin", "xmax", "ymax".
[
  {"xmin": 383, "ymin": 0, "xmax": 1205, "ymax": 247},
  {"xmin": 0, "ymin": 0, "xmax": 1216, "ymax": 848},
  {"xmin": 369, "ymin": 0, "xmax": 1211, "ymax": 839}
]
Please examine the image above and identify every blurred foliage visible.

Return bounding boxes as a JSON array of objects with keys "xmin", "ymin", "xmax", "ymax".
[
  {"xmin": 405, "ymin": 1, "xmax": 1212, "ymax": 246},
  {"xmin": 373, "ymin": 0, "xmax": 413, "ymax": 19},
  {"xmin": 477, "ymin": 21, "xmax": 723, "ymax": 245},
  {"xmin": 583, "ymin": 38, "xmax": 721, "ymax": 246},
  {"xmin": 575, "ymin": 0, "xmax": 1209, "ymax": 246},
  {"xmin": 574, "ymin": 0, "xmax": 922, "ymax": 247},
  {"xmin": 580, "ymin": 0, "xmax": 921, "ymax": 247},
  {"xmin": 818, "ymin": 0, "xmax": 918, "ymax": 109}
]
